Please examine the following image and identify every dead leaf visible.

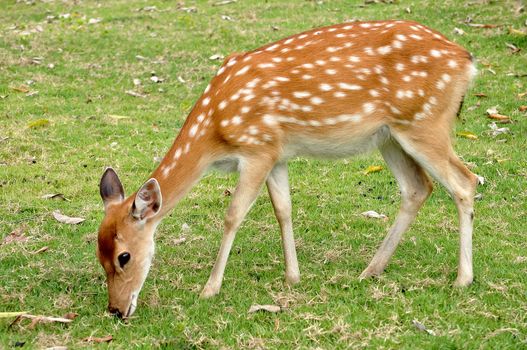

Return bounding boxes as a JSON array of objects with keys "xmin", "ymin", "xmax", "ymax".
[
  {"xmin": 474, "ymin": 93, "xmax": 487, "ymax": 98},
  {"xmin": 0, "ymin": 312, "xmax": 28, "ymax": 318},
  {"xmin": 505, "ymin": 42, "xmax": 521, "ymax": 54},
  {"xmin": 466, "ymin": 23, "xmax": 501, "ymax": 28},
  {"xmin": 26, "ymin": 90, "xmax": 39, "ymax": 97},
  {"xmin": 453, "ymin": 27, "xmax": 465, "ymax": 35},
  {"xmin": 467, "ymin": 101, "xmax": 480, "ymax": 111},
  {"xmin": 150, "ymin": 75, "xmax": 163, "ymax": 83},
  {"xmin": 52, "ymin": 210, "xmax": 85, "ymax": 225},
  {"xmin": 248, "ymin": 304, "xmax": 281, "ymax": 313},
  {"xmin": 361, "ymin": 210, "xmax": 388, "ymax": 220},
  {"xmin": 488, "ymin": 114, "xmax": 511, "ymax": 123},
  {"xmin": 41, "ymin": 193, "xmax": 69, "ymax": 201},
  {"xmin": 412, "ymin": 319, "xmax": 436, "ymax": 336},
  {"xmin": 488, "ymin": 122, "xmax": 510, "ymax": 137},
  {"xmin": 10, "ymin": 314, "xmax": 73, "ymax": 329},
  {"xmin": 519, "ymin": 105, "xmax": 527, "ymax": 112},
  {"xmin": 209, "ymin": 54, "xmax": 224, "ymax": 61},
  {"xmin": 181, "ymin": 223, "xmax": 191, "ymax": 233},
  {"xmin": 135, "ymin": 55, "xmax": 147, "ymax": 61},
  {"xmin": 13, "ymin": 85, "xmax": 30, "ymax": 93},
  {"xmin": 221, "ymin": 15, "xmax": 234, "ymax": 21},
  {"xmin": 172, "ymin": 237, "xmax": 187, "ymax": 245},
  {"xmin": 88, "ymin": 18, "xmax": 102, "ymax": 24},
  {"xmin": 518, "ymin": 91, "xmax": 527, "ymax": 99},
  {"xmin": 62, "ymin": 312, "xmax": 78, "ymax": 320},
  {"xmin": 177, "ymin": 76, "xmax": 186, "ymax": 84},
  {"xmin": 2, "ymin": 227, "xmax": 28, "ymax": 245},
  {"xmin": 509, "ymin": 27, "xmax": 527, "ymax": 36},
  {"xmin": 486, "ymin": 106, "xmax": 511, "ymax": 123},
  {"xmin": 363, "ymin": 165, "xmax": 383, "ymax": 175},
  {"xmin": 108, "ymin": 114, "xmax": 130, "ymax": 120},
  {"xmin": 28, "ymin": 119, "xmax": 50, "ymax": 128},
  {"xmin": 213, "ymin": 0, "xmax": 237, "ymax": 6},
  {"xmin": 32, "ymin": 246, "xmax": 49, "ymax": 254},
  {"xmin": 133, "ymin": 78, "xmax": 141, "ymax": 86},
  {"xmin": 476, "ymin": 175, "xmax": 485, "ymax": 185},
  {"xmin": 456, "ymin": 131, "xmax": 478, "ymax": 140},
  {"xmin": 83, "ymin": 335, "xmax": 113, "ymax": 343},
  {"xmin": 125, "ymin": 90, "xmax": 146, "ymax": 98}
]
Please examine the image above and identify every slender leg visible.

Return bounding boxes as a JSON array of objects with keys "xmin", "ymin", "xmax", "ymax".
[
  {"xmin": 200, "ymin": 156, "xmax": 276, "ymax": 299},
  {"xmin": 360, "ymin": 139, "xmax": 433, "ymax": 279},
  {"xmin": 392, "ymin": 130, "xmax": 478, "ymax": 286},
  {"xmin": 266, "ymin": 162, "xmax": 300, "ymax": 285}
]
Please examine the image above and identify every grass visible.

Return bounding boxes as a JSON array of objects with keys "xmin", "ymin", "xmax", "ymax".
[{"xmin": 1, "ymin": 0, "xmax": 526, "ymax": 348}]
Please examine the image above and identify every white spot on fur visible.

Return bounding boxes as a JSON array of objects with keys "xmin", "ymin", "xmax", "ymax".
[
  {"xmin": 369, "ymin": 89, "xmax": 379, "ymax": 97},
  {"xmin": 334, "ymin": 91, "xmax": 346, "ymax": 98},
  {"xmin": 218, "ymin": 100, "xmax": 227, "ymax": 110},
  {"xmin": 377, "ymin": 45, "xmax": 392, "ymax": 55},
  {"xmin": 293, "ymin": 91, "xmax": 311, "ymax": 98},
  {"xmin": 258, "ymin": 63, "xmax": 275, "ymax": 69},
  {"xmin": 349, "ymin": 56, "xmax": 360, "ymax": 62},
  {"xmin": 302, "ymin": 74, "xmax": 313, "ymax": 80},
  {"xmin": 310, "ymin": 96, "xmax": 324, "ymax": 105},
  {"xmin": 396, "ymin": 34, "xmax": 407, "ymax": 41},
  {"xmin": 266, "ymin": 44, "xmax": 280, "ymax": 51},
  {"xmin": 338, "ymin": 83, "xmax": 362, "ymax": 90},
  {"xmin": 395, "ymin": 63, "xmax": 405, "ymax": 71},
  {"xmin": 325, "ymin": 69, "xmax": 337, "ymax": 75},
  {"xmin": 409, "ymin": 34, "xmax": 423, "ymax": 40},
  {"xmin": 231, "ymin": 116, "xmax": 242, "ymax": 125},
  {"xmin": 363, "ymin": 103, "xmax": 375, "ymax": 114},
  {"xmin": 319, "ymin": 83, "xmax": 332, "ymax": 91},
  {"xmin": 235, "ymin": 66, "xmax": 250, "ymax": 76},
  {"xmin": 430, "ymin": 49, "xmax": 442, "ymax": 57},
  {"xmin": 448, "ymin": 59, "xmax": 458, "ymax": 68}
]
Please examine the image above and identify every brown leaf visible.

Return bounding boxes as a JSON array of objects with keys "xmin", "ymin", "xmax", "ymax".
[
  {"xmin": 10, "ymin": 314, "xmax": 73, "ymax": 329},
  {"xmin": 41, "ymin": 193, "xmax": 69, "ymax": 201},
  {"xmin": 52, "ymin": 210, "xmax": 85, "ymax": 225},
  {"xmin": 466, "ymin": 23, "xmax": 501, "ymax": 28},
  {"xmin": 62, "ymin": 312, "xmax": 78, "ymax": 320},
  {"xmin": 519, "ymin": 105, "xmax": 527, "ymax": 112},
  {"xmin": 488, "ymin": 114, "xmax": 511, "ymax": 123},
  {"xmin": 83, "ymin": 335, "xmax": 113, "ymax": 343},
  {"xmin": 125, "ymin": 90, "xmax": 146, "ymax": 98},
  {"xmin": 2, "ymin": 227, "xmax": 28, "ymax": 245},
  {"xmin": 248, "ymin": 304, "xmax": 281, "ymax": 313},
  {"xmin": 474, "ymin": 93, "xmax": 487, "ymax": 98},
  {"xmin": 12, "ymin": 85, "xmax": 30, "ymax": 93},
  {"xmin": 505, "ymin": 42, "xmax": 521, "ymax": 54},
  {"xmin": 32, "ymin": 246, "xmax": 49, "ymax": 254}
]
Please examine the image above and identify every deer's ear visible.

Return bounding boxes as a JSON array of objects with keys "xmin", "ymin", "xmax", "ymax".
[
  {"xmin": 132, "ymin": 178, "xmax": 162, "ymax": 221},
  {"xmin": 100, "ymin": 168, "xmax": 125, "ymax": 209}
]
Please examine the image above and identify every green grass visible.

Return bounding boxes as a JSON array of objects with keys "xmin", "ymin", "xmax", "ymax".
[{"xmin": 1, "ymin": 0, "xmax": 526, "ymax": 348}]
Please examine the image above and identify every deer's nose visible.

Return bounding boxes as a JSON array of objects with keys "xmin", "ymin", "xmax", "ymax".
[{"xmin": 108, "ymin": 305, "xmax": 123, "ymax": 319}]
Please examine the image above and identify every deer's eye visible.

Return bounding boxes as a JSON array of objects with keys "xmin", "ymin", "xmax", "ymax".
[{"xmin": 118, "ymin": 252, "xmax": 131, "ymax": 268}]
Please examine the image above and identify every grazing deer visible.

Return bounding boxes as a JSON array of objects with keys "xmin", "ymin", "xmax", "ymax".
[{"xmin": 97, "ymin": 20, "xmax": 478, "ymax": 318}]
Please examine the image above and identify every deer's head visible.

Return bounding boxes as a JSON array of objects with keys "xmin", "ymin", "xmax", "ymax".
[{"xmin": 97, "ymin": 168, "xmax": 162, "ymax": 318}]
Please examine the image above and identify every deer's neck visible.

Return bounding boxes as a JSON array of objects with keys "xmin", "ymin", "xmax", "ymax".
[{"xmin": 149, "ymin": 110, "xmax": 223, "ymax": 218}]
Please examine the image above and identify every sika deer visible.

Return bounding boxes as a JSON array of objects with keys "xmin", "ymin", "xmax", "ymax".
[{"xmin": 97, "ymin": 20, "xmax": 478, "ymax": 318}]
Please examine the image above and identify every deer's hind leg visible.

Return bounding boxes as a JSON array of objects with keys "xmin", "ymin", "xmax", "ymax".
[
  {"xmin": 360, "ymin": 137, "xmax": 433, "ymax": 279},
  {"xmin": 391, "ymin": 123, "xmax": 478, "ymax": 286}
]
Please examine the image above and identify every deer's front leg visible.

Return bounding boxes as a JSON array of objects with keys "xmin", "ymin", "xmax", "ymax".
[
  {"xmin": 266, "ymin": 162, "xmax": 300, "ymax": 285},
  {"xmin": 200, "ymin": 156, "xmax": 276, "ymax": 299}
]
